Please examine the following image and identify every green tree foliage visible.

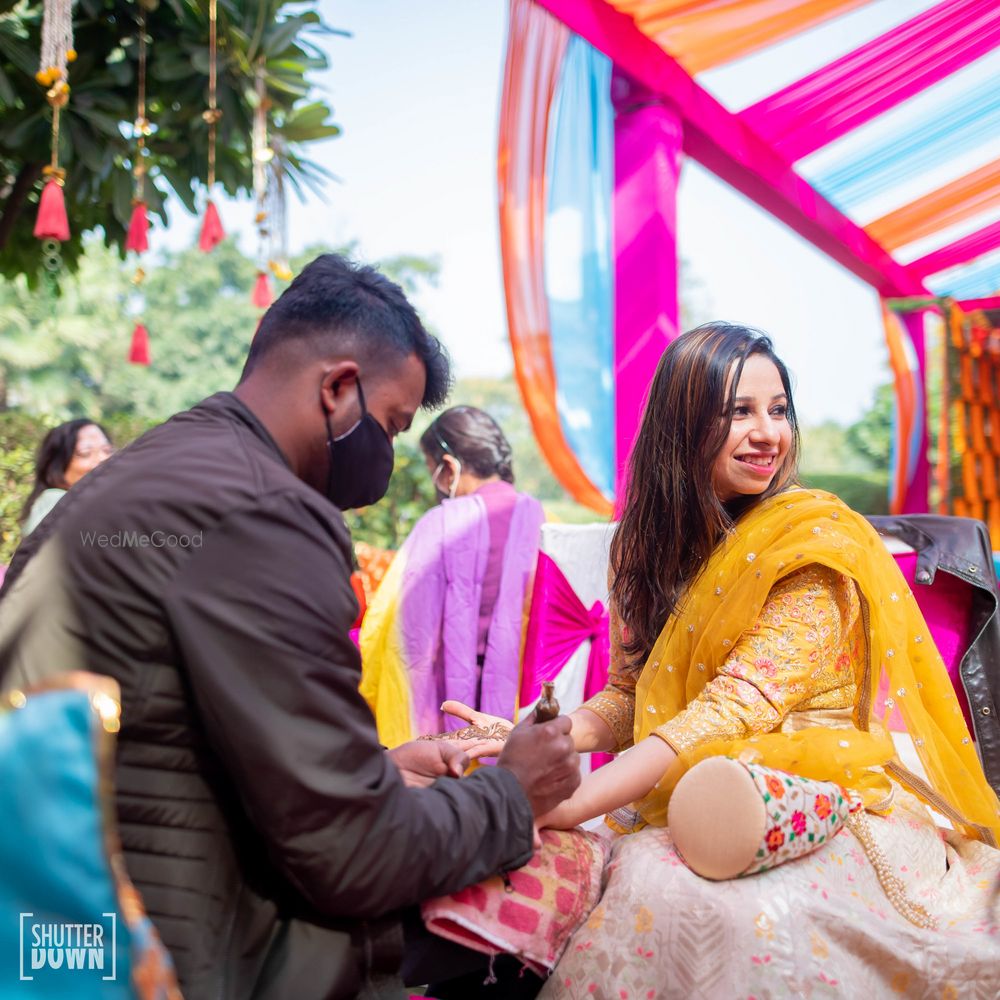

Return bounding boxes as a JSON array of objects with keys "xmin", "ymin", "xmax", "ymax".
[
  {"xmin": 797, "ymin": 471, "xmax": 889, "ymax": 515},
  {"xmin": 797, "ymin": 418, "xmax": 889, "ymax": 514},
  {"xmin": 799, "ymin": 420, "xmax": 883, "ymax": 475},
  {"xmin": 845, "ymin": 382, "xmax": 894, "ymax": 468},
  {"xmin": 0, "ymin": 408, "xmax": 41, "ymax": 559},
  {"xmin": 0, "ymin": 236, "xmax": 277, "ymax": 415},
  {"xmin": 0, "ymin": 0, "xmax": 341, "ymax": 281},
  {"xmin": 0, "ymin": 236, "xmax": 587, "ymax": 558}
]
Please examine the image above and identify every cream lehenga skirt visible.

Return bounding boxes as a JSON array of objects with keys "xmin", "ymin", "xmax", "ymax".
[{"xmin": 541, "ymin": 787, "xmax": 1000, "ymax": 1000}]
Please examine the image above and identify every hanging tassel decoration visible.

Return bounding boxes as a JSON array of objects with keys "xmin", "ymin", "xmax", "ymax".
[
  {"xmin": 252, "ymin": 270, "xmax": 273, "ymax": 309},
  {"xmin": 265, "ymin": 155, "xmax": 292, "ymax": 284},
  {"xmin": 125, "ymin": 200, "xmax": 149, "ymax": 253},
  {"xmin": 251, "ymin": 59, "xmax": 275, "ymax": 304},
  {"xmin": 127, "ymin": 7, "xmax": 152, "ymax": 256},
  {"xmin": 199, "ymin": 0, "xmax": 225, "ymax": 252},
  {"xmin": 198, "ymin": 199, "xmax": 225, "ymax": 252},
  {"xmin": 126, "ymin": 6, "xmax": 153, "ymax": 366},
  {"xmin": 34, "ymin": 178, "xmax": 70, "ymax": 240},
  {"xmin": 129, "ymin": 322, "xmax": 151, "ymax": 365},
  {"xmin": 34, "ymin": 0, "xmax": 73, "ymax": 258}
]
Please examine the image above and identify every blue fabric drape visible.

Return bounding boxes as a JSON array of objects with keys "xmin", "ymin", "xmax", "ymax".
[
  {"xmin": 544, "ymin": 36, "xmax": 615, "ymax": 500},
  {"xmin": 805, "ymin": 63, "xmax": 1000, "ymax": 210}
]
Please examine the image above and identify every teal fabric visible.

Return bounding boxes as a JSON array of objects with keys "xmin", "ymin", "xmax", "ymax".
[{"xmin": 0, "ymin": 688, "xmax": 134, "ymax": 996}]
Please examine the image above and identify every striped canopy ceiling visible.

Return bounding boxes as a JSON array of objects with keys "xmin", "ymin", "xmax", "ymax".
[{"xmin": 607, "ymin": 0, "xmax": 1000, "ymax": 300}]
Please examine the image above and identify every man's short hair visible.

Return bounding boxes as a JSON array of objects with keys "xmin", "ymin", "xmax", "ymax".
[{"xmin": 241, "ymin": 253, "xmax": 452, "ymax": 408}]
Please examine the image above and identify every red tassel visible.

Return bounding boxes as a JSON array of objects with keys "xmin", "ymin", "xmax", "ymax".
[
  {"xmin": 128, "ymin": 322, "xmax": 151, "ymax": 365},
  {"xmin": 125, "ymin": 201, "xmax": 149, "ymax": 254},
  {"xmin": 251, "ymin": 271, "xmax": 273, "ymax": 309},
  {"xmin": 34, "ymin": 178, "xmax": 70, "ymax": 241},
  {"xmin": 198, "ymin": 199, "xmax": 225, "ymax": 252}
]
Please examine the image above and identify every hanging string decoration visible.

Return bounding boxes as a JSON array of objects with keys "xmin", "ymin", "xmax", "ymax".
[
  {"xmin": 251, "ymin": 61, "xmax": 274, "ymax": 309},
  {"xmin": 33, "ymin": 0, "xmax": 75, "ymax": 273},
  {"xmin": 267, "ymin": 151, "xmax": 292, "ymax": 283},
  {"xmin": 948, "ymin": 303, "xmax": 1000, "ymax": 546},
  {"xmin": 198, "ymin": 0, "xmax": 225, "ymax": 252},
  {"xmin": 127, "ymin": 4, "xmax": 152, "ymax": 366}
]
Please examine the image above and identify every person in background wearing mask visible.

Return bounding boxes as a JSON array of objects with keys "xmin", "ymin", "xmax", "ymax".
[
  {"xmin": 0, "ymin": 254, "xmax": 579, "ymax": 1000},
  {"xmin": 20, "ymin": 419, "xmax": 114, "ymax": 535},
  {"xmin": 360, "ymin": 406, "xmax": 545, "ymax": 747}
]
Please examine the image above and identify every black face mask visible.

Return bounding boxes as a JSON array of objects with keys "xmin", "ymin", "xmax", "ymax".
[{"xmin": 323, "ymin": 377, "xmax": 395, "ymax": 510}]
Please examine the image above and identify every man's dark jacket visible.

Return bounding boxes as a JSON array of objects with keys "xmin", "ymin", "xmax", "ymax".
[{"xmin": 0, "ymin": 393, "xmax": 534, "ymax": 999}]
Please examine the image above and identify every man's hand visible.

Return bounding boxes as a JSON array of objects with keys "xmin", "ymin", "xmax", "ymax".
[
  {"xmin": 497, "ymin": 714, "xmax": 580, "ymax": 818},
  {"xmin": 388, "ymin": 740, "xmax": 469, "ymax": 788}
]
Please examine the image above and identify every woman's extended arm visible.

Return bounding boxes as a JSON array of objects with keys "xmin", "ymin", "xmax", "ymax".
[
  {"xmin": 544, "ymin": 564, "xmax": 859, "ymax": 829},
  {"xmin": 442, "ymin": 596, "xmax": 636, "ymax": 755},
  {"xmin": 567, "ymin": 706, "xmax": 617, "ymax": 753},
  {"xmin": 538, "ymin": 735, "xmax": 677, "ymax": 829}
]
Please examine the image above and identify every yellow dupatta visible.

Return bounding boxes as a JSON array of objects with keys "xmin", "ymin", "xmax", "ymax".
[{"xmin": 632, "ymin": 488, "xmax": 1000, "ymax": 846}]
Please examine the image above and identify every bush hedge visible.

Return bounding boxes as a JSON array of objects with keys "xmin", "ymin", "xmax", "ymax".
[{"xmin": 799, "ymin": 471, "xmax": 889, "ymax": 515}]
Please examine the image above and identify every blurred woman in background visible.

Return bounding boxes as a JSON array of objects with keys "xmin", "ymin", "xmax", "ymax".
[
  {"xmin": 20, "ymin": 419, "xmax": 114, "ymax": 535},
  {"xmin": 360, "ymin": 405, "xmax": 545, "ymax": 747}
]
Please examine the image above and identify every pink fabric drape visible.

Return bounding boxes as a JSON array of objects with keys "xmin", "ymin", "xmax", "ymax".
[
  {"xmin": 612, "ymin": 70, "xmax": 682, "ymax": 503},
  {"xmin": 877, "ymin": 552, "xmax": 974, "ymax": 734},
  {"xmin": 521, "ymin": 553, "xmax": 612, "ymax": 767},
  {"xmin": 909, "ymin": 217, "xmax": 1000, "ymax": 280},
  {"xmin": 534, "ymin": 0, "xmax": 926, "ymax": 298},
  {"xmin": 740, "ymin": 0, "xmax": 1000, "ymax": 162}
]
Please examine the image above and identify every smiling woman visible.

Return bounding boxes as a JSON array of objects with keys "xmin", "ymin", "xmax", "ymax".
[
  {"xmin": 712, "ymin": 353, "xmax": 793, "ymax": 501},
  {"xmin": 608, "ymin": 323, "xmax": 800, "ymax": 668},
  {"xmin": 421, "ymin": 323, "xmax": 1000, "ymax": 996}
]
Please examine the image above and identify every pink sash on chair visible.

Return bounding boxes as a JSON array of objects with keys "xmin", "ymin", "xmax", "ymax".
[{"xmin": 521, "ymin": 552, "xmax": 612, "ymax": 767}]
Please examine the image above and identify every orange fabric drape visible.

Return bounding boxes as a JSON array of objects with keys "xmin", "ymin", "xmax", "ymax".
[
  {"xmin": 866, "ymin": 159, "xmax": 1000, "ymax": 252},
  {"xmin": 498, "ymin": 0, "xmax": 613, "ymax": 514},
  {"xmin": 607, "ymin": 0, "xmax": 872, "ymax": 74},
  {"xmin": 882, "ymin": 305, "xmax": 916, "ymax": 516}
]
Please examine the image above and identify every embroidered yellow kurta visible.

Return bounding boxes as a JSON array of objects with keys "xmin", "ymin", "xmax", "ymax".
[{"xmin": 582, "ymin": 564, "xmax": 862, "ymax": 755}]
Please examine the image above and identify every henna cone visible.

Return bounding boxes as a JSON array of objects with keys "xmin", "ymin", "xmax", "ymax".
[{"xmin": 34, "ymin": 179, "xmax": 70, "ymax": 241}]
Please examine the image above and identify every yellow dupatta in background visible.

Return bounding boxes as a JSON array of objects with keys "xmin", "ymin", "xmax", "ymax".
[{"xmin": 632, "ymin": 488, "xmax": 1000, "ymax": 846}]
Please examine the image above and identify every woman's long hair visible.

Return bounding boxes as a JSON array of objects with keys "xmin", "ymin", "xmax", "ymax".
[
  {"xmin": 420, "ymin": 406, "xmax": 515, "ymax": 484},
  {"xmin": 610, "ymin": 323, "xmax": 800, "ymax": 667},
  {"xmin": 19, "ymin": 419, "xmax": 108, "ymax": 525}
]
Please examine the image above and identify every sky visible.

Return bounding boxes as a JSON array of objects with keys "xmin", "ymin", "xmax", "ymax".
[{"xmin": 165, "ymin": 0, "xmax": 938, "ymax": 427}]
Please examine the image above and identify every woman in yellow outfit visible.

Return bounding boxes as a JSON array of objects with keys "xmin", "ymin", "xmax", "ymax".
[{"xmin": 449, "ymin": 323, "xmax": 1000, "ymax": 998}]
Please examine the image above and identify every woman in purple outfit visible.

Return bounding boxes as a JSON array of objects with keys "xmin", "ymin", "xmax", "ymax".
[{"xmin": 360, "ymin": 406, "xmax": 545, "ymax": 747}]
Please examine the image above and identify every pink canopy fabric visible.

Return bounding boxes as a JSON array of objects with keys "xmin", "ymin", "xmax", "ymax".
[
  {"xmin": 740, "ymin": 0, "xmax": 1000, "ymax": 162},
  {"xmin": 502, "ymin": 0, "xmax": 1000, "ymax": 516}
]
